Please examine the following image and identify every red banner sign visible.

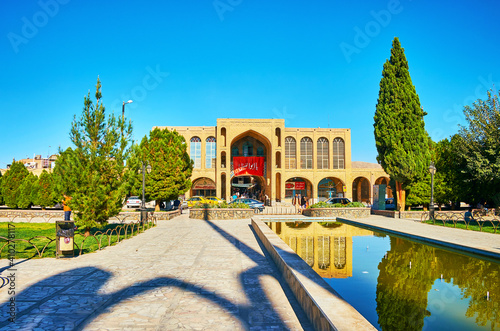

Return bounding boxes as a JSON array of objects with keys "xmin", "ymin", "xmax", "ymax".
[
  {"xmin": 285, "ymin": 182, "xmax": 305, "ymax": 190},
  {"xmin": 233, "ymin": 157, "xmax": 265, "ymax": 176}
]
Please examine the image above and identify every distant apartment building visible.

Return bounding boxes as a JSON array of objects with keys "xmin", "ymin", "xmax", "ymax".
[{"xmin": 2, "ymin": 154, "xmax": 58, "ymax": 176}]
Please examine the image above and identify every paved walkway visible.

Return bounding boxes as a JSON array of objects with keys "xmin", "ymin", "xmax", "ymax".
[
  {"xmin": 0, "ymin": 214, "xmax": 313, "ymax": 330},
  {"xmin": 337, "ymin": 215, "xmax": 500, "ymax": 259}
]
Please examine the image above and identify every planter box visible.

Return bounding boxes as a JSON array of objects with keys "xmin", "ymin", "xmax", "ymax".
[
  {"xmin": 189, "ymin": 208, "xmax": 255, "ymax": 220},
  {"xmin": 302, "ymin": 207, "xmax": 370, "ymax": 218}
]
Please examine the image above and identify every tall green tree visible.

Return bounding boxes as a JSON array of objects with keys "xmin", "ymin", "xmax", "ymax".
[
  {"xmin": 456, "ymin": 89, "xmax": 500, "ymax": 207},
  {"xmin": 18, "ymin": 172, "xmax": 38, "ymax": 209},
  {"xmin": 53, "ymin": 77, "xmax": 132, "ymax": 234},
  {"xmin": 123, "ymin": 143, "xmax": 143, "ymax": 198},
  {"xmin": 1, "ymin": 161, "xmax": 29, "ymax": 208},
  {"xmin": 374, "ymin": 37, "xmax": 431, "ymax": 211},
  {"xmin": 140, "ymin": 128, "xmax": 193, "ymax": 211},
  {"xmin": 34, "ymin": 170, "xmax": 57, "ymax": 209}
]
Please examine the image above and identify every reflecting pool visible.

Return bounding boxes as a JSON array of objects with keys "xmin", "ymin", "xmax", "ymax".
[{"xmin": 265, "ymin": 220, "xmax": 499, "ymax": 330}]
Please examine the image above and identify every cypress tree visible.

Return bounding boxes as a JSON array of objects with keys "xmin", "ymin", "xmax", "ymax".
[
  {"xmin": 18, "ymin": 172, "xmax": 37, "ymax": 209},
  {"xmin": 1, "ymin": 161, "xmax": 29, "ymax": 208},
  {"xmin": 53, "ymin": 78, "xmax": 132, "ymax": 234},
  {"xmin": 140, "ymin": 128, "xmax": 193, "ymax": 211},
  {"xmin": 374, "ymin": 37, "xmax": 431, "ymax": 211},
  {"xmin": 35, "ymin": 170, "xmax": 57, "ymax": 209}
]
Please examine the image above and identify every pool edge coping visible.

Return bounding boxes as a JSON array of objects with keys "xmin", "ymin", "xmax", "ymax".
[
  {"xmin": 336, "ymin": 217, "xmax": 500, "ymax": 261},
  {"xmin": 251, "ymin": 217, "xmax": 377, "ymax": 331}
]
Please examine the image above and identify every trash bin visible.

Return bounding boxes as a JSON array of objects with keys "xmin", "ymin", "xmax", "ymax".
[
  {"xmin": 56, "ymin": 221, "xmax": 75, "ymax": 258},
  {"xmin": 140, "ymin": 209, "xmax": 148, "ymax": 224}
]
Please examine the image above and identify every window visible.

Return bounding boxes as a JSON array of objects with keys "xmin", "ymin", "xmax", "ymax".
[
  {"xmin": 232, "ymin": 147, "xmax": 239, "ymax": 157},
  {"xmin": 333, "ymin": 138, "xmax": 345, "ymax": 169},
  {"xmin": 243, "ymin": 142, "xmax": 253, "ymax": 156},
  {"xmin": 257, "ymin": 147, "xmax": 264, "ymax": 156},
  {"xmin": 317, "ymin": 137, "xmax": 329, "ymax": 169},
  {"xmin": 190, "ymin": 137, "xmax": 201, "ymax": 168},
  {"xmin": 285, "ymin": 136, "xmax": 296, "ymax": 169},
  {"xmin": 300, "ymin": 137, "xmax": 313, "ymax": 169},
  {"xmin": 206, "ymin": 137, "xmax": 216, "ymax": 169}
]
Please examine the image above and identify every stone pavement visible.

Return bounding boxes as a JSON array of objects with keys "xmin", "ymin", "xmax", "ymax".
[
  {"xmin": 338, "ymin": 215, "xmax": 500, "ymax": 259},
  {"xmin": 0, "ymin": 214, "xmax": 314, "ymax": 330}
]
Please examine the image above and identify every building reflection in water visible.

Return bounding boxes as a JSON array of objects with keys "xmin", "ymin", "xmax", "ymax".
[{"xmin": 266, "ymin": 221, "xmax": 373, "ymax": 279}]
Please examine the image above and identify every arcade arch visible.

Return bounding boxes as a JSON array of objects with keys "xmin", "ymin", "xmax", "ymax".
[
  {"xmin": 285, "ymin": 177, "xmax": 313, "ymax": 201},
  {"xmin": 191, "ymin": 177, "xmax": 216, "ymax": 197},
  {"xmin": 352, "ymin": 177, "xmax": 370, "ymax": 203},
  {"xmin": 317, "ymin": 177, "xmax": 345, "ymax": 201}
]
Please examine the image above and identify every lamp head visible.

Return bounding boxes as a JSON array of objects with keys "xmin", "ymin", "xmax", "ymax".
[{"xmin": 428, "ymin": 161, "xmax": 436, "ymax": 175}]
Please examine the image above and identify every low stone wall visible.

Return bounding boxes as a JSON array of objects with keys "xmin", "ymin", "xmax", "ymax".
[
  {"xmin": 302, "ymin": 207, "xmax": 370, "ymax": 218},
  {"xmin": 0, "ymin": 209, "xmax": 180, "ymax": 222},
  {"xmin": 251, "ymin": 218, "xmax": 376, "ymax": 330},
  {"xmin": 399, "ymin": 210, "xmax": 426, "ymax": 219},
  {"xmin": 189, "ymin": 208, "xmax": 255, "ymax": 220},
  {"xmin": 371, "ymin": 210, "xmax": 398, "ymax": 218}
]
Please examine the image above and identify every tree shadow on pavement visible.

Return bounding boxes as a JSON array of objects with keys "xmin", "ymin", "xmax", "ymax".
[{"xmin": 0, "ymin": 220, "xmax": 315, "ymax": 330}]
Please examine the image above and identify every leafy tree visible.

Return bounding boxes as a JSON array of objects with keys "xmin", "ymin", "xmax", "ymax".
[
  {"xmin": 374, "ymin": 37, "xmax": 431, "ymax": 211},
  {"xmin": 53, "ymin": 78, "xmax": 132, "ymax": 234},
  {"xmin": 405, "ymin": 178, "xmax": 430, "ymax": 209},
  {"xmin": 1, "ymin": 161, "xmax": 29, "ymax": 208},
  {"xmin": 18, "ymin": 172, "xmax": 38, "ymax": 209},
  {"xmin": 123, "ymin": 143, "xmax": 143, "ymax": 198},
  {"xmin": 35, "ymin": 170, "xmax": 57, "ymax": 209},
  {"xmin": 140, "ymin": 128, "xmax": 193, "ymax": 211},
  {"xmin": 456, "ymin": 89, "xmax": 500, "ymax": 207}
]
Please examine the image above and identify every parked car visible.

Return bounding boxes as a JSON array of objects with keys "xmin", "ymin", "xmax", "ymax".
[
  {"xmin": 385, "ymin": 198, "xmax": 396, "ymax": 210},
  {"xmin": 230, "ymin": 198, "xmax": 265, "ymax": 212},
  {"xmin": 186, "ymin": 196, "xmax": 207, "ymax": 208},
  {"xmin": 204, "ymin": 196, "xmax": 224, "ymax": 204},
  {"xmin": 126, "ymin": 196, "xmax": 141, "ymax": 208},
  {"xmin": 325, "ymin": 197, "xmax": 351, "ymax": 205}
]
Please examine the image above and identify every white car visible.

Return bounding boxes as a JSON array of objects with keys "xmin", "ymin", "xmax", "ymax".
[{"xmin": 126, "ymin": 196, "xmax": 141, "ymax": 208}]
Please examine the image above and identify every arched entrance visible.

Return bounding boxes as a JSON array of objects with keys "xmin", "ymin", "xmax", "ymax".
[
  {"xmin": 352, "ymin": 177, "xmax": 370, "ymax": 203},
  {"xmin": 230, "ymin": 131, "xmax": 271, "ymax": 201},
  {"xmin": 191, "ymin": 177, "xmax": 216, "ymax": 197},
  {"xmin": 318, "ymin": 177, "xmax": 345, "ymax": 201},
  {"xmin": 375, "ymin": 177, "xmax": 393, "ymax": 198},
  {"xmin": 285, "ymin": 177, "xmax": 313, "ymax": 201},
  {"xmin": 231, "ymin": 175, "xmax": 266, "ymax": 200}
]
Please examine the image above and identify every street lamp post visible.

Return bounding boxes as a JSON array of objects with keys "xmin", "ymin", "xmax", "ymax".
[
  {"xmin": 122, "ymin": 100, "xmax": 133, "ymax": 119},
  {"xmin": 140, "ymin": 161, "xmax": 152, "ymax": 224},
  {"xmin": 428, "ymin": 161, "xmax": 436, "ymax": 220}
]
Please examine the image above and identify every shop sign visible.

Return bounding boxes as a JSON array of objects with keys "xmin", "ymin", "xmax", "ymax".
[
  {"xmin": 285, "ymin": 181, "xmax": 305, "ymax": 190},
  {"xmin": 193, "ymin": 178, "xmax": 216, "ymax": 190},
  {"xmin": 233, "ymin": 157, "xmax": 265, "ymax": 176}
]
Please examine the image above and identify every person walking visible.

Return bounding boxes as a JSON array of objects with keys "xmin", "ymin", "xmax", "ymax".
[
  {"xmin": 63, "ymin": 195, "xmax": 72, "ymax": 221},
  {"xmin": 293, "ymin": 194, "xmax": 301, "ymax": 214},
  {"xmin": 301, "ymin": 195, "xmax": 308, "ymax": 212}
]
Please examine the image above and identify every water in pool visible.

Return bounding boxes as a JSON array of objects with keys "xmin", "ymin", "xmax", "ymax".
[{"xmin": 265, "ymin": 220, "xmax": 499, "ymax": 330}]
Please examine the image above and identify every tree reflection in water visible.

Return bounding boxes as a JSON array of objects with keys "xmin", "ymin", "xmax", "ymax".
[{"xmin": 376, "ymin": 237, "xmax": 499, "ymax": 330}]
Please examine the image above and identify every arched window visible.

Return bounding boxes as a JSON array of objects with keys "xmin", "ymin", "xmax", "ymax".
[
  {"xmin": 333, "ymin": 138, "xmax": 345, "ymax": 169},
  {"xmin": 206, "ymin": 137, "xmax": 216, "ymax": 169},
  {"xmin": 317, "ymin": 137, "xmax": 329, "ymax": 169},
  {"xmin": 300, "ymin": 137, "xmax": 313, "ymax": 169},
  {"xmin": 285, "ymin": 137, "xmax": 296, "ymax": 169},
  {"xmin": 243, "ymin": 142, "xmax": 253, "ymax": 156},
  {"xmin": 190, "ymin": 137, "xmax": 201, "ymax": 169}
]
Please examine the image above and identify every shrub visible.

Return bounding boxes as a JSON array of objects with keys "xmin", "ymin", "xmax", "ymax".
[
  {"xmin": 308, "ymin": 201, "xmax": 366, "ymax": 208},
  {"xmin": 192, "ymin": 202, "xmax": 249, "ymax": 209}
]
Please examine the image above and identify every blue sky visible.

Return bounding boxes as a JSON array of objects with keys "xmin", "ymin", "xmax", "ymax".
[{"xmin": 1, "ymin": 0, "xmax": 499, "ymax": 167}]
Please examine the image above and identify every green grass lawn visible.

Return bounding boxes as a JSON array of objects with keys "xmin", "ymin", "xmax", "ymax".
[
  {"xmin": 0, "ymin": 221, "xmax": 155, "ymax": 259},
  {"xmin": 424, "ymin": 219, "xmax": 500, "ymax": 234}
]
